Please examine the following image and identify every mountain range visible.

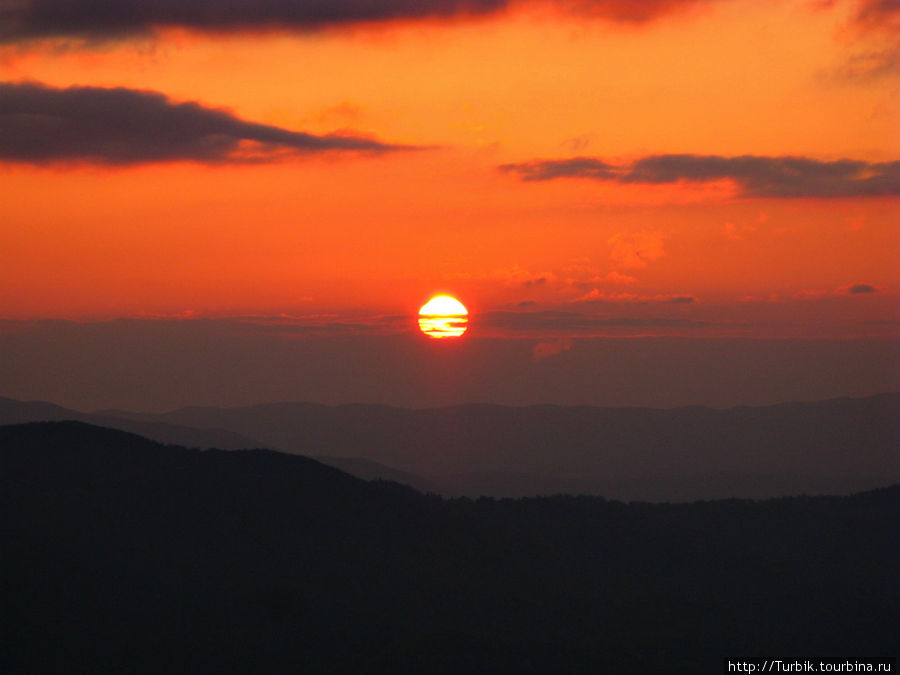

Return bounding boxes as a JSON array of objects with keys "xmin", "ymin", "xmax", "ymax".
[
  {"xmin": 3, "ymin": 420, "xmax": 897, "ymax": 673},
  {"xmin": 2, "ymin": 393, "xmax": 897, "ymax": 501}
]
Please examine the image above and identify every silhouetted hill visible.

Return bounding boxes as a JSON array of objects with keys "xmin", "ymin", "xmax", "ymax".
[
  {"xmin": 103, "ymin": 393, "xmax": 900, "ymax": 500},
  {"xmin": 3, "ymin": 421, "xmax": 897, "ymax": 673},
  {"xmin": 0, "ymin": 395, "xmax": 261, "ymax": 450}
]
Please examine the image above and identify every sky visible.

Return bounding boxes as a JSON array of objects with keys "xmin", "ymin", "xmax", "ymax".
[{"xmin": 0, "ymin": 0, "xmax": 898, "ymax": 409}]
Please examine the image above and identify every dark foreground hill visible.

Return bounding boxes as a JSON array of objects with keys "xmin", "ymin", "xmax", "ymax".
[{"xmin": 2, "ymin": 422, "xmax": 898, "ymax": 674}]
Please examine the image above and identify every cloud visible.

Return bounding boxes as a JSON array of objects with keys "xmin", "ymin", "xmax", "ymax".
[
  {"xmin": 561, "ymin": 135, "xmax": 593, "ymax": 152},
  {"xmin": 0, "ymin": 81, "xmax": 407, "ymax": 165},
  {"xmin": 572, "ymin": 289, "xmax": 636, "ymax": 302},
  {"xmin": 604, "ymin": 271, "xmax": 638, "ymax": 284},
  {"xmin": 794, "ymin": 285, "xmax": 882, "ymax": 298},
  {"xmin": 831, "ymin": 47, "xmax": 900, "ymax": 81},
  {"xmin": 608, "ymin": 230, "xmax": 665, "ymax": 269},
  {"xmin": 571, "ymin": 289, "xmax": 694, "ymax": 304},
  {"xmin": 0, "ymin": 0, "xmax": 508, "ymax": 42},
  {"xmin": 565, "ymin": 0, "xmax": 716, "ymax": 23},
  {"xmin": 502, "ymin": 157, "xmax": 617, "ymax": 182},
  {"xmin": 0, "ymin": 0, "xmax": 724, "ymax": 43},
  {"xmin": 818, "ymin": 1, "xmax": 900, "ymax": 83},
  {"xmin": 481, "ymin": 310, "xmax": 702, "ymax": 332},
  {"xmin": 847, "ymin": 283, "xmax": 878, "ymax": 294},
  {"xmin": 532, "ymin": 338, "xmax": 572, "ymax": 361},
  {"xmin": 475, "ymin": 264, "xmax": 558, "ymax": 288},
  {"xmin": 500, "ymin": 154, "xmax": 900, "ymax": 198},
  {"xmin": 853, "ymin": 0, "xmax": 900, "ymax": 33}
]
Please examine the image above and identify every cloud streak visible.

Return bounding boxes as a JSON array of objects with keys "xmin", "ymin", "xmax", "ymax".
[
  {"xmin": 0, "ymin": 81, "xmax": 408, "ymax": 165},
  {"xmin": 570, "ymin": 289, "xmax": 695, "ymax": 304},
  {"xmin": 481, "ymin": 310, "xmax": 704, "ymax": 332},
  {"xmin": 854, "ymin": 0, "xmax": 900, "ymax": 32},
  {"xmin": 500, "ymin": 154, "xmax": 900, "ymax": 198},
  {"xmin": 0, "ymin": 0, "xmax": 719, "ymax": 43}
]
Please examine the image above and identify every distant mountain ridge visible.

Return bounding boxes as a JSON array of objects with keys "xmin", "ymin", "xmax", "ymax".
[
  {"xmin": 0, "ymin": 394, "xmax": 261, "ymax": 450},
  {"xmin": 2, "ymin": 393, "xmax": 897, "ymax": 501},
  {"xmin": 98, "ymin": 393, "xmax": 900, "ymax": 500}
]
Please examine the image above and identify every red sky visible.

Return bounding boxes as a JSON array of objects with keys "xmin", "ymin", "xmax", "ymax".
[{"xmin": 1, "ymin": 0, "xmax": 898, "ymax": 341}]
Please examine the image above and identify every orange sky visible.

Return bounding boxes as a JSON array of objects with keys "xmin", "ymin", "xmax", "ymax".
[{"xmin": 0, "ymin": 0, "xmax": 897, "ymax": 337}]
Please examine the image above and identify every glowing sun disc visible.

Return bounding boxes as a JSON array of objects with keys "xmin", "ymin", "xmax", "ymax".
[
  {"xmin": 418, "ymin": 295, "xmax": 468, "ymax": 338},
  {"xmin": 419, "ymin": 295, "xmax": 468, "ymax": 317}
]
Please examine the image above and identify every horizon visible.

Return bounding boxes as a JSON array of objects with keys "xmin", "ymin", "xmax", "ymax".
[{"xmin": 3, "ymin": 388, "xmax": 899, "ymax": 416}]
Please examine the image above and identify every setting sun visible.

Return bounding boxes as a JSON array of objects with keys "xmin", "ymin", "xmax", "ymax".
[{"xmin": 418, "ymin": 295, "xmax": 469, "ymax": 339}]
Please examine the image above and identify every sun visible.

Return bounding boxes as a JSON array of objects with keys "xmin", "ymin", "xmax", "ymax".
[{"xmin": 418, "ymin": 295, "xmax": 468, "ymax": 339}]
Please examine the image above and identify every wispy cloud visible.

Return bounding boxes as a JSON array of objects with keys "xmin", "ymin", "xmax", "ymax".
[
  {"xmin": 853, "ymin": 0, "xmax": 900, "ymax": 33},
  {"xmin": 607, "ymin": 230, "xmax": 666, "ymax": 269},
  {"xmin": 571, "ymin": 289, "xmax": 694, "ymax": 304},
  {"xmin": 500, "ymin": 154, "xmax": 900, "ymax": 198},
  {"xmin": 0, "ymin": 81, "xmax": 410, "ymax": 165},
  {"xmin": 814, "ymin": 0, "xmax": 900, "ymax": 82},
  {"xmin": 604, "ymin": 271, "xmax": 638, "ymax": 284},
  {"xmin": 481, "ymin": 310, "xmax": 704, "ymax": 332},
  {"xmin": 830, "ymin": 47, "xmax": 900, "ymax": 81}
]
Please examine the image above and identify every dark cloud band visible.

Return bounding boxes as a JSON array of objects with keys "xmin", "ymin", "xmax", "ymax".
[
  {"xmin": 0, "ymin": 81, "xmax": 407, "ymax": 165},
  {"xmin": 500, "ymin": 154, "xmax": 900, "ymax": 198},
  {"xmin": 0, "ymin": 1, "xmax": 891, "ymax": 43},
  {"xmin": 0, "ymin": 0, "xmax": 719, "ymax": 43},
  {"xmin": 1, "ymin": 0, "xmax": 509, "ymax": 41}
]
